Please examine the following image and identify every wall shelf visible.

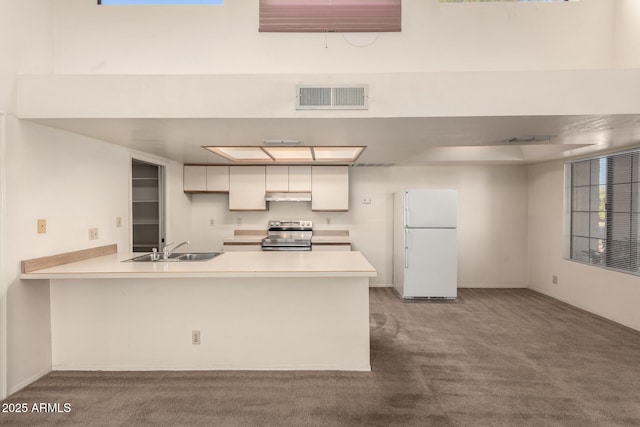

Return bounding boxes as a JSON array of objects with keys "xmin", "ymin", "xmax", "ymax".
[{"xmin": 132, "ymin": 159, "xmax": 163, "ymax": 252}]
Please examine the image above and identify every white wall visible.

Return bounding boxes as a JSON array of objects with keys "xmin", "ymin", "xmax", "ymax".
[
  {"xmin": 52, "ymin": 0, "xmax": 613, "ymax": 74},
  {"xmin": 172, "ymin": 165, "xmax": 529, "ymax": 287},
  {"xmin": 5, "ymin": 116, "xmax": 131, "ymax": 395},
  {"xmin": 528, "ymin": 160, "xmax": 640, "ymax": 331},
  {"xmin": 0, "ymin": 0, "xmax": 55, "ymax": 399},
  {"xmin": 0, "ymin": 1, "xmax": 53, "ymax": 110},
  {"xmin": 614, "ymin": 0, "xmax": 640, "ymax": 68}
]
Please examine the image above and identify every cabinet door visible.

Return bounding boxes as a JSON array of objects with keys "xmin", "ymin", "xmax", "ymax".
[
  {"xmin": 183, "ymin": 166, "xmax": 207, "ymax": 192},
  {"xmin": 206, "ymin": 166, "xmax": 229, "ymax": 192},
  {"xmin": 229, "ymin": 166, "xmax": 267, "ymax": 211},
  {"xmin": 289, "ymin": 166, "xmax": 312, "ymax": 192},
  {"xmin": 312, "ymin": 166, "xmax": 349, "ymax": 211},
  {"xmin": 265, "ymin": 166, "xmax": 289, "ymax": 192}
]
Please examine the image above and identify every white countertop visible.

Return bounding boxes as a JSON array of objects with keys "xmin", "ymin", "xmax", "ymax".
[
  {"xmin": 20, "ymin": 251, "xmax": 376, "ymax": 280},
  {"xmin": 223, "ymin": 236, "xmax": 351, "ymax": 245},
  {"xmin": 223, "ymin": 236, "xmax": 263, "ymax": 244}
]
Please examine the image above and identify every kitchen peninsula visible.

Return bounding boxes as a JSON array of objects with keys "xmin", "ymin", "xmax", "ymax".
[{"xmin": 21, "ymin": 250, "xmax": 376, "ymax": 372}]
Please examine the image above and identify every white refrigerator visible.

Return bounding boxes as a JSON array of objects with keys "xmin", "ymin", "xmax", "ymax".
[{"xmin": 393, "ymin": 189, "xmax": 458, "ymax": 299}]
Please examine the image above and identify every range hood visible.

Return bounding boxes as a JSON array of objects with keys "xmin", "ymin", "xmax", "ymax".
[{"xmin": 265, "ymin": 192, "xmax": 312, "ymax": 202}]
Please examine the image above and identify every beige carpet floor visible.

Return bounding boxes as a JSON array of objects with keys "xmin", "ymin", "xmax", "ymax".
[{"xmin": 2, "ymin": 288, "xmax": 640, "ymax": 426}]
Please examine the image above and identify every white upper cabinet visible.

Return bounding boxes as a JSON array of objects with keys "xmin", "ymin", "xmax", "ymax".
[
  {"xmin": 265, "ymin": 166, "xmax": 289, "ymax": 192},
  {"xmin": 205, "ymin": 166, "xmax": 230, "ymax": 192},
  {"xmin": 265, "ymin": 166, "xmax": 311, "ymax": 192},
  {"xmin": 289, "ymin": 166, "xmax": 312, "ymax": 192},
  {"xmin": 229, "ymin": 166, "xmax": 266, "ymax": 211},
  {"xmin": 185, "ymin": 165, "xmax": 346, "ymax": 211},
  {"xmin": 183, "ymin": 165, "xmax": 207, "ymax": 192},
  {"xmin": 184, "ymin": 165, "xmax": 229, "ymax": 192},
  {"xmin": 312, "ymin": 166, "xmax": 349, "ymax": 211}
]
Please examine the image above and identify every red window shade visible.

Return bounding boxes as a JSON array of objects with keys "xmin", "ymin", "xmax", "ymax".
[{"xmin": 259, "ymin": 0, "xmax": 401, "ymax": 33}]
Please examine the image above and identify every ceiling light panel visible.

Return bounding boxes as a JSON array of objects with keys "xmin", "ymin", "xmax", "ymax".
[
  {"xmin": 262, "ymin": 147, "xmax": 314, "ymax": 161},
  {"xmin": 203, "ymin": 145, "xmax": 366, "ymax": 163},
  {"xmin": 204, "ymin": 146, "xmax": 273, "ymax": 162},
  {"xmin": 313, "ymin": 146, "xmax": 365, "ymax": 162}
]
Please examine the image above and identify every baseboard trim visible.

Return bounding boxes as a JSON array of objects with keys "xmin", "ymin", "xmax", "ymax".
[
  {"xmin": 52, "ymin": 364, "xmax": 371, "ymax": 372},
  {"xmin": 8, "ymin": 366, "xmax": 52, "ymax": 397},
  {"xmin": 460, "ymin": 284, "xmax": 528, "ymax": 289},
  {"xmin": 369, "ymin": 284, "xmax": 528, "ymax": 289},
  {"xmin": 530, "ymin": 287, "xmax": 640, "ymax": 332}
]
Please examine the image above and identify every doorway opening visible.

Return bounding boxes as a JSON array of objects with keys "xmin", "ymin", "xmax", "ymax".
[{"xmin": 131, "ymin": 158, "xmax": 165, "ymax": 252}]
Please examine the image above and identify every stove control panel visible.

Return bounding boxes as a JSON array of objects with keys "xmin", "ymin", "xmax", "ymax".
[{"xmin": 268, "ymin": 220, "xmax": 313, "ymax": 229}]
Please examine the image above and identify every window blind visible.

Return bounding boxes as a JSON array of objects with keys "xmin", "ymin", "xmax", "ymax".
[
  {"xmin": 259, "ymin": 0, "xmax": 401, "ymax": 33},
  {"xmin": 569, "ymin": 150, "xmax": 640, "ymax": 274}
]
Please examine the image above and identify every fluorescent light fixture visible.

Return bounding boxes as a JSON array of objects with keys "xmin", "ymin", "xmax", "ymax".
[
  {"xmin": 313, "ymin": 146, "xmax": 365, "ymax": 162},
  {"xmin": 203, "ymin": 145, "xmax": 366, "ymax": 163},
  {"xmin": 204, "ymin": 146, "xmax": 272, "ymax": 162},
  {"xmin": 263, "ymin": 147, "xmax": 314, "ymax": 162}
]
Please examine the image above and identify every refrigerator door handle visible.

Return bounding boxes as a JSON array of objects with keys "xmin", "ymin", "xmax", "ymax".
[
  {"xmin": 404, "ymin": 192, "xmax": 409, "ymax": 227},
  {"xmin": 404, "ymin": 229, "xmax": 409, "ymax": 268}
]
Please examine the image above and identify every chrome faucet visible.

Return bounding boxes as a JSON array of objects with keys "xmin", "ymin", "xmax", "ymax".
[{"xmin": 162, "ymin": 241, "xmax": 190, "ymax": 259}]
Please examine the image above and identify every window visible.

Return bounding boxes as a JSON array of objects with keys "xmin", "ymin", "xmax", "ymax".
[
  {"xmin": 440, "ymin": 0, "xmax": 575, "ymax": 3},
  {"xmin": 569, "ymin": 150, "xmax": 640, "ymax": 274},
  {"xmin": 98, "ymin": 0, "xmax": 223, "ymax": 5},
  {"xmin": 258, "ymin": 0, "xmax": 401, "ymax": 33}
]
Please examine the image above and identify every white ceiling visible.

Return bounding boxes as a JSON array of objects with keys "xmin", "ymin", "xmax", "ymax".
[{"xmin": 31, "ymin": 114, "xmax": 640, "ymax": 165}]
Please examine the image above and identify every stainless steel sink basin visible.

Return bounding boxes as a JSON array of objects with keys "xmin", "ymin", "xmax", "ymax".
[
  {"xmin": 125, "ymin": 252, "xmax": 221, "ymax": 262},
  {"xmin": 173, "ymin": 253, "xmax": 221, "ymax": 261}
]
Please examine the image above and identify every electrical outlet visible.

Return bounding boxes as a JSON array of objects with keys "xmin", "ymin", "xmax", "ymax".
[
  {"xmin": 88, "ymin": 228, "xmax": 99, "ymax": 240},
  {"xmin": 326, "ymin": 217, "xmax": 332, "ymax": 225},
  {"xmin": 361, "ymin": 197, "xmax": 372, "ymax": 204},
  {"xmin": 37, "ymin": 219, "xmax": 47, "ymax": 234},
  {"xmin": 209, "ymin": 219, "xmax": 215, "ymax": 226},
  {"xmin": 552, "ymin": 275, "xmax": 558, "ymax": 285},
  {"xmin": 192, "ymin": 330, "xmax": 201, "ymax": 345},
  {"xmin": 116, "ymin": 217, "xmax": 122, "ymax": 228}
]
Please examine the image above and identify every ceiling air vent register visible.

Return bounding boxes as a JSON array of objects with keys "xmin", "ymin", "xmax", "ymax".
[{"xmin": 296, "ymin": 85, "xmax": 369, "ymax": 110}]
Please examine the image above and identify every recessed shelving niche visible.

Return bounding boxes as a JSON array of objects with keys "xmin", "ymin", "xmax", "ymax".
[{"xmin": 131, "ymin": 159, "xmax": 164, "ymax": 252}]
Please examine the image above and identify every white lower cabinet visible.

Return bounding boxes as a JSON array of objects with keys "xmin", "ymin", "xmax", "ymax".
[{"xmin": 228, "ymin": 166, "xmax": 266, "ymax": 211}]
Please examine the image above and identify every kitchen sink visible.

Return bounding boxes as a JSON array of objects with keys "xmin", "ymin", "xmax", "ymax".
[
  {"xmin": 125, "ymin": 252, "xmax": 221, "ymax": 262},
  {"xmin": 172, "ymin": 252, "xmax": 221, "ymax": 261}
]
